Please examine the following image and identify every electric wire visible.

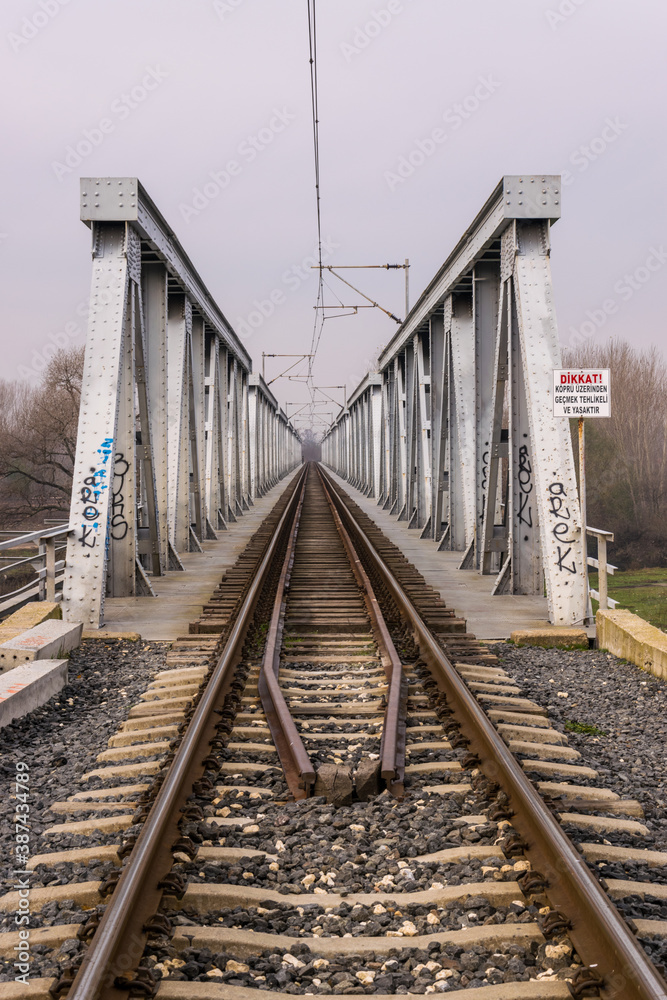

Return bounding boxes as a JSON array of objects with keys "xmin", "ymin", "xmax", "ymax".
[{"xmin": 306, "ymin": 0, "xmax": 324, "ymax": 391}]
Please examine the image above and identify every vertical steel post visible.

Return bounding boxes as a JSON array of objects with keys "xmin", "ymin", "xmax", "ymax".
[
  {"xmin": 44, "ymin": 536, "xmax": 56, "ymax": 602},
  {"xmin": 166, "ymin": 296, "xmax": 191, "ymax": 553},
  {"xmin": 508, "ymin": 275, "xmax": 542, "ymax": 595},
  {"xmin": 63, "ymin": 223, "xmax": 130, "ymax": 626},
  {"xmin": 429, "ymin": 312, "xmax": 446, "ymax": 541},
  {"xmin": 450, "ymin": 294, "xmax": 475, "ymax": 554},
  {"xmin": 597, "ymin": 533, "xmax": 608, "ymax": 611},
  {"xmin": 248, "ymin": 384, "xmax": 258, "ymax": 499},
  {"xmin": 481, "ymin": 279, "xmax": 509, "ymax": 577},
  {"xmin": 513, "ymin": 220, "xmax": 586, "ymax": 625},
  {"xmin": 142, "ymin": 264, "xmax": 169, "ymax": 571},
  {"xmin": 415, "ymin": 332, "xmax": 432, "ymax": 531},
  {"xmin": 579, "ymin": 418, "xmax": 594, "ymax": 623},
  {"xmin": 133, "ymin": 278, "xmax": 162, "ymax": 577},
  {"xmin": 474, "ymin": 262, "xmax": 499, "ymax": 568}
]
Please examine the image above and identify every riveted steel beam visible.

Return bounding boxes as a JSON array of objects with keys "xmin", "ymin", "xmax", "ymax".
[
  {"xmin": 63, "ymin": 179, "xmax": 301, "ymax": 627},
  {"xmin": 322, "ymin": 175, "xmax": 586, "ymax": 625}
]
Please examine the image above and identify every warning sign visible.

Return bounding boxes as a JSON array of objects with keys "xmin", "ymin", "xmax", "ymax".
[{"xmin": 553, "ymin": 369, "xmax": 611, "ymax": 417}]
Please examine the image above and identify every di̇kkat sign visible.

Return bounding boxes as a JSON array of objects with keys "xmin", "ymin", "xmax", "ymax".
[{"xmin": 553, "ymin": 369, "xmax": 611, "ymax": 418}]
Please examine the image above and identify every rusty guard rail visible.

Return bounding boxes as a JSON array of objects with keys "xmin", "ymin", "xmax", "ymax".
[
  {"xmin": 257, "ymin": 472, "xmax": 316, "ymax": 799},
  {"xmin": 318, "ymin": 466, "xmax": 408, "ymax": 797}
]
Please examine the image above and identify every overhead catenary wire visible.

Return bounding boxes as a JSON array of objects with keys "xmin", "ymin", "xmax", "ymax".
[
  {"xmin": 318, "ymin": 267, "xmax": 403, "ymax": 324},
  {"xmin": 306, "ymin": 0, "xmax": 324, "ymax": 384},
  {"xmin": 301, "ymin": 4, "xmax": 408, "ymax": 433}
]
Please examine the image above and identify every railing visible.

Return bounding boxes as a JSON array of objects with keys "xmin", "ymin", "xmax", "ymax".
[
  {"xmin": 0, "ymin": 525, "xmax": 69, "ymax": 618},
  {"xmin": 587, "ymin": 526, "xmax": 617, "ymax": 611}
]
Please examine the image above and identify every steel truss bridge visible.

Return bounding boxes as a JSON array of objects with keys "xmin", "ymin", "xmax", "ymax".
[
  {"xmin": 322, "ymin": 175, "xmax": 587, "ymax": 626},
  {"xmin": 60, "ymin": 174, "xmax": 585, "ymax": 629},
  {"xmin": 62, "ymin": 178, "xmax": 301, "ymax": 627}
]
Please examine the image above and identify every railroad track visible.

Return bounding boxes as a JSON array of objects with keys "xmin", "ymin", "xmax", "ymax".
[{"xmin": 1, "ymin": 463, "xmax": 666, "ymax": 999}]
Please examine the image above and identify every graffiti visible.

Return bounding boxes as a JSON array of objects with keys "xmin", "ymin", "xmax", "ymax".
[
  {"xmin": 481, "ymin": 448, "xmax": 489, "ymax": 492},
  {"xmin": 111, "ymin": 453, "xmax": 130, "ymax": 541},
  {"xmin": 517, "ymin": 444, "xmax": 533, "ymax": 527},
  {"xmin": 547, "ymin": 481, "xmax": 577, "ymax": 574},
  {"xmin": 75, "ymin": 438, "xmax": 113, "ymax": 548}
]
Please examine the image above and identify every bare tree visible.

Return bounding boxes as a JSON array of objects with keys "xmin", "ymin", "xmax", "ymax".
[
  {"xmin": 563, "ymin": 339, "xmax": 667, "ymax": 567},
  {"xmin": 300, "ymin": 428, "xmax": 322, "ymax": 462},
  {"xmin": 0, "ymin": 347, "xmax": 84, "ymax": 526}
]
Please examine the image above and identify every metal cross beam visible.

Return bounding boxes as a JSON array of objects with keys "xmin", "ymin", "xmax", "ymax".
[
  {"xmin": 322, "ymin": 176, "xmax": 586, "ymax": 626},
  {"xmin": 62, "ymin": 178, "xmax": 301, "ymax": 628}
]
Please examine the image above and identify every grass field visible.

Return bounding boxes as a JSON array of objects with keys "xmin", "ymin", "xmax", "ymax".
[{"xmin": 589, "ymin": 567, "xmax": 667, "ymax": 631}]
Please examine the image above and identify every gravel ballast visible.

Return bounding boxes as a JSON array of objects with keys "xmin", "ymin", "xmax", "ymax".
[
  {"xmin": 0, "ymin": 639, "xmax": 169, "ymax": 979},
  {"xmin": 492, "ymin": 643, "xmax": 667, "ymax": 851}
]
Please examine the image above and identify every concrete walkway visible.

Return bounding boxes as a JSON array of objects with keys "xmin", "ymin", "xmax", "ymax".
[
  {"xmin": 103, "ymin": 470, "xmax": 300, "ymax": 641},
  {"xmin": 102, "ymin": 465, "xmax": 554, "ymax": 643},
  {"xmin": 327, "ymin": 470, "xmax": 551, "ymax": 640}
]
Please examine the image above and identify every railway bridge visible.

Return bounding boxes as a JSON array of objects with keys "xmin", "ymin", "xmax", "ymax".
[
  {"xmin": 1, "ymin": 177, "xmax": 666, "ymax": 1000},
  {"xmin": 54, "ymin": 174, "xmax": 587, "ymax": 634}
]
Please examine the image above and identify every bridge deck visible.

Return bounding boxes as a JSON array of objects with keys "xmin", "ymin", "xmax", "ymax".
[
  {"xmin": 101, "ymin": 465, "xmax": 575, "ymax": 643},
  {"xmin": 326, "ymin": 471, "xmax": 553, "ymax": 641},
  {"xmin": 102, "ymin": 472, "xmax": 300, "ymax": 641}
]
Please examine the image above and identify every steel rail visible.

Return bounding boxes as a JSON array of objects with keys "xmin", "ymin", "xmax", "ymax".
[
  {"xmin": 67, "ymin": 465, "xmax": 308, "ymax": 1000},
  {"xmin": 257, "ymin": 473, "xmax": 316, "ymax": 799},
  {"xmin": 320, "ymin": 466, "xmax": 667, "ymax": 1000},
  {"xmin": 318, "ymin": 466, "xmax": 407, "ymax": 797}
]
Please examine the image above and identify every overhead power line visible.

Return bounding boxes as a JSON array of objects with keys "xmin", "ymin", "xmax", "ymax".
[{"xmin": 306, "ymin": 0, "xmax": 324, "ymax": 378}]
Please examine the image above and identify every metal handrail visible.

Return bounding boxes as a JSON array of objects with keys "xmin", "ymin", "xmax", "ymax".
[
  {"xmin": 0, "ymin": 524, "xmax": 70, "ymax": 616},
  {"xmin": 586, "ymin": 524, "xmax": 617, "ymax": 611},
  {"xmin": 0, "ymin": 523, "xmax": 68, "ymax": 552}
]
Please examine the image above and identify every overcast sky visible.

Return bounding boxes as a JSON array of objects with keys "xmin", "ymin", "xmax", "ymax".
[{"xmin": 1, "ymin": 0, "xmax": 665, "ymax": 432}]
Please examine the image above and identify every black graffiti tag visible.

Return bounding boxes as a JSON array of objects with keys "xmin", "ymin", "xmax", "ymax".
[
  {"xmin": 548, "ymin": 482, "xmax": 577, "ymax": 574},
  {"xmin": 111, "ymin": 453, "xmax": 130, "ymax": 541},
  {"xmin": 517, "ymin": 445, "xmax": 533, "ymax": 528},
  {"xmin": 80, "ymin": 525, "xmax": 97, "ymax": 548},
  {"xmin": 76, "ymin": 437, "xmax": 113, "ymax": 548}
]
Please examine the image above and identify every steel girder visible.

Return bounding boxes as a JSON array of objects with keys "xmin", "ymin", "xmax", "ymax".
[
  {"xmin": 62, "ymin": 178, "xmax": 300, "ymax": 627},
  {"xmin": 322, "ymin": 175, "xmax": 586, "ymax": 626}
]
